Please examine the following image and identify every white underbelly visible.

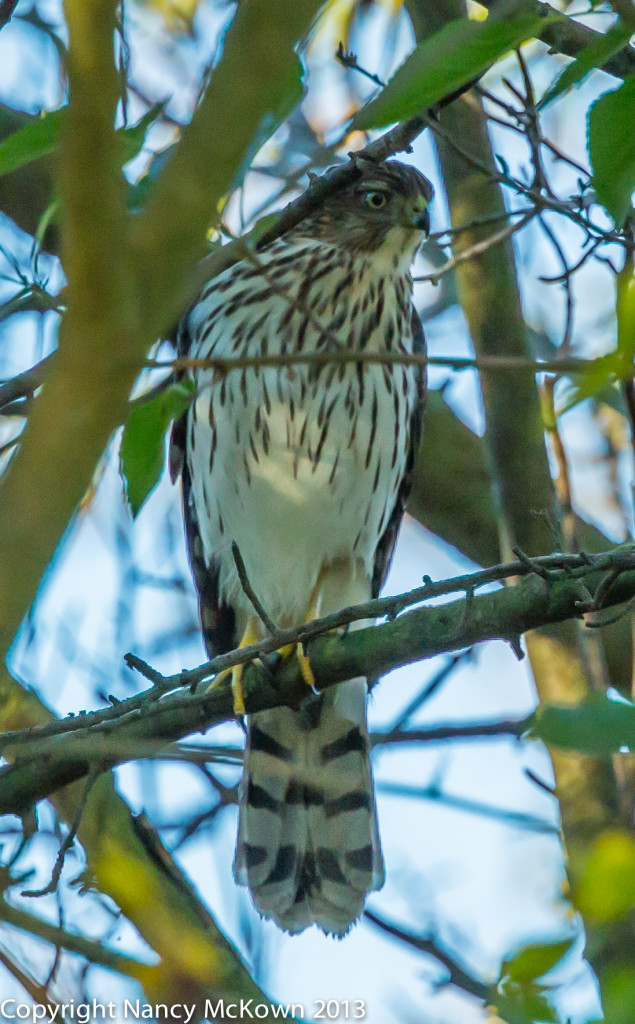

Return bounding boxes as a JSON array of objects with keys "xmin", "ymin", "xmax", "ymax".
[{"xmin": 188, "ymin": 365, "xmax": 411, "ymax": 624}]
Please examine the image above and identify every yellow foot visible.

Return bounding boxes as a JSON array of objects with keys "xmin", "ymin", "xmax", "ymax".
[
  {"xmin": 208, "ymin": 618, "xmax": 260, "ymax": 716},
  {"xmin": 274, "ymin": 640, "xmax": 317, "ymax": 692},
  {"xmin": 209, "ymin": 663, "xmax": 246, "ymax": 716},
  {"xmin": 297, "ymin": 641, "xmax": 317, "ymax": 691},
  {"xmin": 277, "ymin": 594, "xmax": 320, "ymax": 693}
]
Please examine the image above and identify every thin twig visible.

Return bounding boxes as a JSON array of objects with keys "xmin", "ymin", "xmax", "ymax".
[
  {"xmin": 413, "ymin": 209, "xmax": 536, "ymax": 285},
  {"xmin": 513, "ymin": 51, "xmax": 555, "ymax": 199},
  {"xmin": 424, "ymin": 112, "xmax": 627, "ymax": 247},
  {"xmin": 372, "ymin": 717, "xmax": 527, "ymax": 746},
  {"xmin": 538, "ymin": 239, "xmax": 601, "ymax": 284},
  {"xmin": 335, "ymin": 42, "xmax": 385, "ymax": 88},
  {"xmin": 0, "ymin": 946, "xmax": 69, "ymax": 1024},
  {"xmin": 0, "ymin": 352, "xmax": 56, "ymax": 413},
  {"xmin": 386, "ymin": 650, "xmax": 475, "ymax": 733},
  {"xmin": 541, "ymin": 377, "xmax": 577, "ymax": 551},
  {"xmin": 378, "ymin": 782, "xmax": 558, "ymax": 834},
  {"xmin": 364, "ymin": 911, "xmax": 491, "ymax": 1001},
  {"xmin": 22, "ymin": 769, "xmax": 99, "ymax": 897},
  {"xmin": 231, "ymin": 541, "xmax": 280, "ymax": 636},
  {"xmin": 471, "ymin": 82, "xmax": 592, "ymax": 179},
  {"xmin": 153, "ymin": 350, "xmax": 600, "ymax": 378},
  {"xmin": 538, "ymin": 215, "xmax": 574, "ymax": 350}
]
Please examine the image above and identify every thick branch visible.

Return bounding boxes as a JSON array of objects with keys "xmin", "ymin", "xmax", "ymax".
[
  {"xmin": 407, "ymin": 0, "xmax": 628, "ymax": 855},
  {"xmin": 481, "ymin": 0, "xmax": 635, "ymax": 79},
  {"xmin": 0, "ymin": 0, "xmax": 19, "ymax": 31},
  {"xmin": 0, "ymin": 0, "xmax": 323, "ymax": 671},
  {"xmin": 0, "ymin": 0, "xmax": 130, "ymax": 661},
  {"xmin": 2, "ymin": 547, "xmax": 634, "ymax": 815}
]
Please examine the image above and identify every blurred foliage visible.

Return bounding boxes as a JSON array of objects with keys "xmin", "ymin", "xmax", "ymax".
[
  {"xmin": 133, "ymin": 0, "xmax": 206, "ymax": 35},
  {"xmin": 576, "ymin": 830, "xmax": 635, "ymax": 924},
  {"xmin": 534, "ymin": 692, "xmax": 635, "ymax": 756},
  {"xmin": 494, "ymin": 938, "xmax": 577, "ymax": 1024}
]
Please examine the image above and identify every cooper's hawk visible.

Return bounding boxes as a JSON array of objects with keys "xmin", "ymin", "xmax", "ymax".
[{"xmin": 171, "ymin": 159, "xmax": 433, "ymax": 935}]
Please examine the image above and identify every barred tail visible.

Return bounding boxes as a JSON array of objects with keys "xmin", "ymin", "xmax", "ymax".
[{"xmin": 233, "ymin": 676, "xmax": 384, "ymax": 936}]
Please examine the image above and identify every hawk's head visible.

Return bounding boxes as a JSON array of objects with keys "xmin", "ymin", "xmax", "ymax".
[{"xmin": 296, "ymin": 159, "xmax": 434, "ymax": 262}]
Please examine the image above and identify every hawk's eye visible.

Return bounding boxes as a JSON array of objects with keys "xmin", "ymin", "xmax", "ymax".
[{"xmin": 364, "ymin": 190, "xmax": 388, "ymax": 210}]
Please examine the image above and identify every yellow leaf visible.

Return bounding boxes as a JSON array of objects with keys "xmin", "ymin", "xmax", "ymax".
[{"xmin": 576, "ymin": 830, "xmax": 635, "ymax": 922}]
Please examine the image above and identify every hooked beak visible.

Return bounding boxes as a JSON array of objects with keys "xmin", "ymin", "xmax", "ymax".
[{"xmin": 411, "ymin": 207, "xmax": 430, "ymax": 234}]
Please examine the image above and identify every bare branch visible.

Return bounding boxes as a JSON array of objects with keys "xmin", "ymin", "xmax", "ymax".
[
  {"xmin": 155, "ymin": 349, "xmax": 606, "ymax": 379},
  {"xmin": 413, "ymin": 209, "xmax": 536, "ymax": 285},
  {"xmin": 0, "ymin": 0, "xmax": 19, "ymax": 31},
  {"xmin": 364, "ymin": 910, "xmax": 491, "ymax": 1001}
]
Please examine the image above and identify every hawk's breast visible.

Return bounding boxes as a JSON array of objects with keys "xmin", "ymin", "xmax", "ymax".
[{"xmin": 185, "ymin": 238, "xmax": 418, "ymax": 623}]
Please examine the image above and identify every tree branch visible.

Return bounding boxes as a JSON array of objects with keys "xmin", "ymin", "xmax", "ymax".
[
  {"xmin": 0, "ymin": 900, "xmax": 149, "ymax": 978},
  {"xmin": 2, "ymin": 545, "xmax": 635, "ymax": 815},
  {"xmin": 0, "ymin": 0, "xmax": 324, "ymax": 673},
  {"xmin": 364, "ymin": 910, "xmax": 491, "ymax": 1001},
  {"xmin": 480, "ymin": 0, "xmax": 635, "ymax": 80},
  {"xmin": 0, "ymin": 0, "xmax": 19, "ymax": 31}
]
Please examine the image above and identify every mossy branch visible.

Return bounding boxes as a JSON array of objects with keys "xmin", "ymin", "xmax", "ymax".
[{"xmin": 2, "ymin": 546, "xmax": 634, "ymax": 816}]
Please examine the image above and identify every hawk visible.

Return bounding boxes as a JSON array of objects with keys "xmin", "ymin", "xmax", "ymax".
[{"xmin": 171, "ymin": 159, "xmax": 433, "ymax": 936}]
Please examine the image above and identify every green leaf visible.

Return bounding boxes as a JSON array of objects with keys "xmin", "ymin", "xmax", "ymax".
[
  {"xmin": 127, "ymin": 144, "xmax": 177, "ymax": 212},
  {"xmin": 533, "ymin": 691, "xmax": 635, "ymax": 755},
  {"xmin": 352, "ymin": 10, "xmax": 556, "ymax": 132},
  {"xmin": 0, "ymin": 108, "xmax": 66, "ymax": 177},
  {"xmin": 262, "ymin": 51, "xmax": 304, "ymax": 137},
  {"xmin": 539, "ymin": 21, "xmax": 632, "ymax": 108},
  {"xmin": 120, "ymin": 102, "xmax": 168, "ymax": 166},
  {"xmin": 602, "ymin": 965, "xmax": 635, "ymax": 1024},
  {"xmin": 576, "ymin": 830, "xmax": 635, "ymax": 922},
  {"xmin": 617, "ymin": 260, "xmax": 635, "ymax": 366},
  {"xmin": 0, "ymin": 103, "xmax": 167, "ymax": 180},
  {"xmin": 589, "ymin": 76, "xmax": 635, "ymax": 227},
  {"xmin": 494, "ymin": 989, "xmax": 558, "ymax": 1024},
  {"xmin": 120, "ymin": 381, "xmax": 194, "ymax": 517},
  {"xmin": 501, "ymin": 938, "xmax": 575, "ymax": 984}
]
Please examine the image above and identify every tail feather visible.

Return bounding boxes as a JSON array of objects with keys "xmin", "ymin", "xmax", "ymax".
[{"xmin": 233, "ymin": 678, "xmax": 384, "ymax": 936}]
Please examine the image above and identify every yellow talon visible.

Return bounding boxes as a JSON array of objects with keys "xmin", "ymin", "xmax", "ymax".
[
  {"xmin": 297, "ymin": 641, "xmax": 317, "ymax": 691},
  {"xmin": 209, "ymin": 589, "xmax": 322, "ymax": 714},
  {"xmin": 208, "ymin": 617, "xmax": 260, "ymax": 716},
  {"xmin": 208, "ymin": 663, "xmax": 246, "ymax": 717},
  {"xmin": 276, "ymin": 592, "xmax": 320, "ymax": 692}
]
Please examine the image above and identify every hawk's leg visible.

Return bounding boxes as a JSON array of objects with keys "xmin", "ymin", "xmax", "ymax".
[
  {"xmin": 279, "ymin": 581, "xmax": 325, "ymax": 693},
  {"xmin": 278, "ymin": 635, "xmax": 317, "ymax": 692},
  {"xmin": 208, "ymin": 616, "xmax": 260, "ymax": 716}
]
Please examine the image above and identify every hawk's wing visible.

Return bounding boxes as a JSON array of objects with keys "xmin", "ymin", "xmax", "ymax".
[
  {"xmin": 169, "ymin": 321, "xmax": 237, "ymax": 659},
  {"xmin": 371, "ymin": 305, "xmax": 426, "ymax": 598}
]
